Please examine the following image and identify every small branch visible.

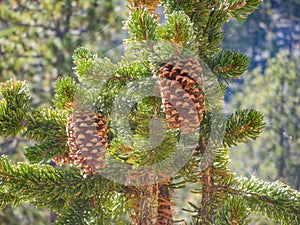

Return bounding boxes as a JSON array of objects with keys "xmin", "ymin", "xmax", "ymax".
[
  {"xmin": 197, "ymin": 165, "xmax": 215, "ymax": 224},
  {"xmin": 228, "ymin": 1, "xmax": 247, "ymax": 11}
]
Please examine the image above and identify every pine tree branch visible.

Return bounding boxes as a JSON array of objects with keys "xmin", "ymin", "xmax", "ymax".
[
  {"xmin": 162, "ymin": 0, "xmax": 211, "ymax": 36},
  {"xmin": 23, "ymin": 108, "xmax": 68, "ymax": 163},
  {"xmin": 0, "ymin": 156, "xmax": 129, "ymax": 211},
  {"xmin": 0, "ymin": 80, "xmax": 30, "ymax": 137},
  {"xmin": 72, "ymin": 47, "xmax": 99, "ymax": 78},
  {"xmin": 202, "ymin": 9, "xmax": 226, "ymax": 56},
  {"xmin": 210, "ymin": 50, "xmax": 250, "ymax": 82},
  {"xmin": 125, "ymin": 7, "xmax": 157, "ymax": 41},
  {"xmin": 223, "ymin": 109, "xmax": 265, "ymax": 147},
  {"xmin": 226, "ymin": 0, "xmax": 263, "ymax": 21},
  {"xmin": 53, "ymin": 76, "xmax": 78, "ymax": 111},
  {"xmin": 54, "ymin": 193, "xmax": 130, "ymax": 225},
  {"xmin": 73, "ymin": 47, "xmax": 119, "ymax": 88},
  {"xmin": 231, "ymin": 177, "xmax": 300, "ymax": 224},
  {"xmin": 212, "ymin": 196, "xmax": 251, "ymax": 225},
  {"xmin": 156, "ymin": 11, "xmax": 196, "ymax": 48}
]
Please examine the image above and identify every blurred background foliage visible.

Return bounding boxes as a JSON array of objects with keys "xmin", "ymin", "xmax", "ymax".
[
  {"xmin": 0, "ymin": 0, "xmax": 299, "ymax": 224},
  {"xmin": 0, "ymin": 0, "xmax": 125, "ymax": 106},
  {"xmin": 222, "ymin": 0, "xmax": 300, "ymax": 70}
]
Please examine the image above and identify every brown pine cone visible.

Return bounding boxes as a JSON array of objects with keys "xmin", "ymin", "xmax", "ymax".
[
  {"xmin": 159, "ymin": 58, "xmax": 205, "ymax": 132},
  {"xmin": 53, "ymin": 111, "xmax": 108, "ymax": 175}
]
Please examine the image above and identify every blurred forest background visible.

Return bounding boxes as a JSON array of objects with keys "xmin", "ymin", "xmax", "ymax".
[{"xmin": 0, "ymin": 0, "xmax": 299, "ymax": 224}]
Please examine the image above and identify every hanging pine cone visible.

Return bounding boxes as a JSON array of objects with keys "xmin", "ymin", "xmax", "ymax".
[
  {"xmin": 159, "ymin": 58, "xmax": 205, "ymax": 132},
  {"xmin": 53, "ymin": 110, "xmax": 108, "ymax": 175}
]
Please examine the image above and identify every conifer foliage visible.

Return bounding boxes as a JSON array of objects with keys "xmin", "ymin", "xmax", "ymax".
[{"xmin": 0, "ymin": 0, "xmax": 299, "ymax": 224}]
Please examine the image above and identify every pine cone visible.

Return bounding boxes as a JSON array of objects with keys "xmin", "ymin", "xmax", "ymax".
[
  {"xmin": 159, "ymin": 58, "xmax": 205, "ymax": 132},
  {"xmin": 53, "ymin": 111, "xmax": 108, "ymax": 175}
]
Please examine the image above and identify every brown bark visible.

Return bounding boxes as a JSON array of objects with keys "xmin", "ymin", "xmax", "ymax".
[{"xmin": 129, "ymin": 173, "xmax": 174, "ymax": 225}]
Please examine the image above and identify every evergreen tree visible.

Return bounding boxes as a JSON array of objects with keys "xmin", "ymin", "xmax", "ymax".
[{"xmin": 0, "ymin": 1, "xmax": 299, "ymax": 225}]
